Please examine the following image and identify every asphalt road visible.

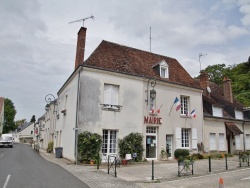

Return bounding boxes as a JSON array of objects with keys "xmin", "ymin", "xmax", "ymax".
[{"xmin": 0, "ymin": 143, "xmax": 89, "ymax": 188}]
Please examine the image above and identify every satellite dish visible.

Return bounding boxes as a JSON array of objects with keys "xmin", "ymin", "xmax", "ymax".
[{"xmin": 207, "ymin": 86, "xmax": 211, "ymax": 93}]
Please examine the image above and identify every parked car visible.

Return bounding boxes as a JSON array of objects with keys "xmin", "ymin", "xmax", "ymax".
[{"xmin": 0, "ymin": 134, "xmax": 14, "ymax": 148}]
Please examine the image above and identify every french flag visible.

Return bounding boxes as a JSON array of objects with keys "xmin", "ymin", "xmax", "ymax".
[
  {"xmin": 191, "ymin": 109, "xmax": 196, "ymax": 118},
  {"xmin": 157, "ymin": 104, "xmax": 163, "ymax": 114},
  {"xmin": 174, "ymin": 97, "xmax": 181, "ymax": 111},
  {"xmin": 151, "ymin": 106, "xmax": 155, "ymax": 114}
]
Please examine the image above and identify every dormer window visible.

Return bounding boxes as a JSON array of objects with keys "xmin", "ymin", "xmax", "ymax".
[
  {"xmin": 235, "ymin": 110, "xmax": 243, "ymax": 119},
  {"xmin": 152, "ymin": 60, "xmax": 169, "ymax": 78},
  {"xmin": 212, "ymin": 106, "xmax": 223, "ymax": 117}
]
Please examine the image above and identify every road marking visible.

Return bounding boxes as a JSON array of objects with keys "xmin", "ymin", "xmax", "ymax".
[
  {"xmin": 0, "ymin": 154, "xmax": 4, "ymax": 159},
  {"xmin": 242, "ymin": 176, "xmax": 250, "ymax": 180},
  {"xmin": 3, "ymin": 174, "xmax": 11, "ymax": 188}
]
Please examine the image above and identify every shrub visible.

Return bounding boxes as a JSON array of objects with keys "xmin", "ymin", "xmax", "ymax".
[
  {"xmin": 191, "ymin": 153, "xmax": 204, "ymax": 160},
  {"xmin": 47, "ymin": 141, "xmax": 53, "ymax": 153},
  {"xmin": 78, "ymin": 131, "xmax": 102, "ymax": 164},
  {"xmin": 118, "ymin": 132, "xmax": 144, "ymax": 162},
  {"xmin": 174, "ymin": 149, "xmax": 190, "ymax": 159}
]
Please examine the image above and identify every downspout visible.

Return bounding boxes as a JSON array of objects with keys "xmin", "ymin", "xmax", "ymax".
[
  {"xmin": 243, "ymin": 121, "xmax": 245, "ymax": 152},
  {"xmin": 74, "ymin": 66, "xmax": 82, "ymax": 165}
]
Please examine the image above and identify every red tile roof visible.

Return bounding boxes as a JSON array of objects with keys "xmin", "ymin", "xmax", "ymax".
[{"xmin": 84, "ymin": 40, "xmax": 201, "ymax": 89}]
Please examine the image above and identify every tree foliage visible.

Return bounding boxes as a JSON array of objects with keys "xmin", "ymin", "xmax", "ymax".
[
  {"xmin": 202, "ymin": 61, "xmax": 250, "ymax": 107},
  {"xmin": 30, "ymin": 115, "xmax": 36, "ymax": 123},
  {"xmin": 15, "ymin": 119, "xmax": 26, "ymax": 127},
  {"xmin": 3, "ymin": 98, "xmax": 17, "ymax": 133}
]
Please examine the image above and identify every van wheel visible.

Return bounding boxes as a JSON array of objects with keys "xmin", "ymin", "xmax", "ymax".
[{"xmin": 10, "ymin": 145, "xmax": 13, "ymax": 148}]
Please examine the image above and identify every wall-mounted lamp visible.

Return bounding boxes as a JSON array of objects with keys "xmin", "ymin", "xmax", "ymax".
[
  {"xmin": 45, "ymin": 94, "xmax": 56, "ymax": 112},
  {"xmin": 145, "ymin": 78, "xmax": 157, "ymax": 105}
]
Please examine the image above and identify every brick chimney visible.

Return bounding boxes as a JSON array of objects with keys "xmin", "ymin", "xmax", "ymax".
[
  {"xmin": 223, "ymin": 76, "xmax": 233, "ymax": 103},
  {"xmin": 75, "ymin": 27, "xmax": 87, "ymax": 69},
  {"xmin": 199, "ymin": 70, "xmax": 210, "ymax": 96}
]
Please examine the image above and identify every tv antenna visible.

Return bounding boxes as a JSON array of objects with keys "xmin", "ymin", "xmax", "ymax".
[
  {"xmin": 199, "ymin": 53, "xmax": 207, "ymax": 71},
  {"xmin": 69, "ymin": 14, "xmax": 95, "ymax": 27}
]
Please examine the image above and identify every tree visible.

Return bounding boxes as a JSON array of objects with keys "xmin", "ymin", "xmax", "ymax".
[
  {"xmin": 30, "ymin": 115, "xmax": 36, "ymax": 123},
  {"xmin": 15, "ymin": 119, "xmax": 27, "ymax": 127},
  {"xmin": 3, "ymin": 98, "xmax": 17, "ymax": 133},
  {"xmin": 204, "ymin": 64, "xmax": 230, "ymax": 86}
]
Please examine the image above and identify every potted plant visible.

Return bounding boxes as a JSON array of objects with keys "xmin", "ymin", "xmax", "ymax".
[{"xmin": 90, "ymin": 159, "xmax": 95, "ymax": 165}]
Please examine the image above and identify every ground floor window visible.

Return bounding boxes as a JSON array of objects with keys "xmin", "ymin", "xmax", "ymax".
[
  {"xmin": 210, "ymin": 133, "xmax": 216, "ymax": 150},
  {"xmin": 235, "ymin": 134, "xmax": 241, "ymax": 150},
  {"xmin": 181, "ymin": 129, "xmax": 190, "ymax": 148},
  {"xmin": 246, "ymin": 134, "xmax": 250, "ymax": 150},
  {"xmin": 219, "ymin": 133, "xmax": 225, "ymax": 151},
  {"xmin": 102, "ymin": 130, "xmax": 117, "ymax": 154}
]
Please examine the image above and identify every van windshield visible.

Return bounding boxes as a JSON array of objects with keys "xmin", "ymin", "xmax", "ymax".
[{"xmin": 0, "ymin": 137, "xmax": 12, "ymax": 141}]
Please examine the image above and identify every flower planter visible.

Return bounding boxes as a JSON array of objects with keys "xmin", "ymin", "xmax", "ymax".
[
  {"xmin": 90, "ymin": 160, "xmax": 95, "ymax": 165},
  {"xmin": 122, "ymin": 159, "xmax": 127, "ymax": 165}
]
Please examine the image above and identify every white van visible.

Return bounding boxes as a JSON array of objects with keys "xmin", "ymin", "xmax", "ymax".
[{"xmin": 0, "ymin": 134, "xmax": 14, "ymax": 148}]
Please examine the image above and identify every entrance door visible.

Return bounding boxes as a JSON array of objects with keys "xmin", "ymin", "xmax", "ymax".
[
  {"xmin": 146, "ymin": 135, "xmax": 156, "ymax": 158},
  {"xmin": 166, "ymin": 135, "xmax": 172, "ymax": 158},
  {"xmin": 146, "ymin": 127, "xmax": 157, "ymax": 159}
]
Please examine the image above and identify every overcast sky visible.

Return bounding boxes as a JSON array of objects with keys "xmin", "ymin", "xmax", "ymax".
[{"xmin": 0, "ymin": 0, "xmax": 249, "ymax": 121}]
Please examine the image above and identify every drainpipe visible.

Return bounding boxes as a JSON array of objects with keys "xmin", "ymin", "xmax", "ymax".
[
  {"xmin": 74, "ymin": 66, "xmax": 82, "ymax": 165},
  {"xmin": 243, "ymin": 121, "xmax": 245, "ymax": 152}
]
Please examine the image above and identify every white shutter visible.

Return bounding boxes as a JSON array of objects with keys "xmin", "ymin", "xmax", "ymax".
[
  {"xmin": 213, "ymin": 106, "xmax": 222, "ymax": 117},
  {"xmin": 192, "ymin": 128, "xmax": 197, "ymax": 149},
  {"xmin": 246, "ymin": 134, "xmax": 250, "ymax": 150},
  {"xmin": 210, "ymin": 133, "xmax": 216, "ymax": 150},
  {"xmin": 219, "ymin": 133, "xmax": 225, "ymax": 150},
  {"xmin": 235, "ymin": 135, "xmax": 241, "ymax": 150},
  {"xmin": 104, "ymin": 84, "xmax": 112, "ymax": 104},
  {"xmin": 176, "ymin": 127, "xmax": 182, "ymax": 148},
  {"xmin": 111, "ymin": 85, "xmax": 119, "ymax": 105}
]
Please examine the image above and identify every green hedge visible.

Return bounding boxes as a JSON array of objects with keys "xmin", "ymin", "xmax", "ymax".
[{"xmin": 174, "ymin": 149, "xmax": 190, "ymax": 159}]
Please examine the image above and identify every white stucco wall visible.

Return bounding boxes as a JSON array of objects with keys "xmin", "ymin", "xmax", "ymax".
[{"xmin": 56, "ymin": 71, "xmax": 78, "ymax": 161}]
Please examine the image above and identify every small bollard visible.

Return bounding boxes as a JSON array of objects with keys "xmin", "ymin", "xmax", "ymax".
[
  {"xmin": 97, "ymin": 154, "xmax": 100, "ymax": 170},
  {"xmin": 225, "ymin": 154, "xmax": 228, "ymax": 170},
  {"xmin": 152, "ymin": 160, "xmax": 154, "ymax": 180},
  {"xmin": 209, "ymin": 156, "xmax": 211, "ymax": 172},
  {"xmin": 108, "ymin": 155, "xmax": 110, "ymax": 174},
  {"xmin": 115, "ymin": 157, "xmax": 117, "ymax": 177}
]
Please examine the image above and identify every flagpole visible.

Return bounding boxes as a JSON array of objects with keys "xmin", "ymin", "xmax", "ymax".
[{"xmin": 168, "ymin": 103, "xmax": 174, "ymax": 115}]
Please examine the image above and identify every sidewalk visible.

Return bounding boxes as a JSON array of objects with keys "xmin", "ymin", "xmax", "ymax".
[{"xmin": 39, "ymin": 149, "xmax": 246, "ymax": 188}]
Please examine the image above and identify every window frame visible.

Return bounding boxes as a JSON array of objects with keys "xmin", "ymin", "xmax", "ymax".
[
  {"xmin": 181, "ymin": 128, "xmax": 190, "ymax": 148},
  {"xmin": 180, "ymin": 96, "xmax": 189, "ymax": 115},
  {"xmin": 102, "ymin": 130, "xmax": 118, "ymax": 155}
]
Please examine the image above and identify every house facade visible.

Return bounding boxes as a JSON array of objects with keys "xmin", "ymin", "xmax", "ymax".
[
  {"xmin": 199, "ymin": 71, "xmax": 250, "ymax": 154},
  {"xmin": 18, "ymin": 122, "xmax": 34, "ymax": 143},
  {"xmin": 54, "ymin": 27, "xmax": 203, "ymax": 162}
]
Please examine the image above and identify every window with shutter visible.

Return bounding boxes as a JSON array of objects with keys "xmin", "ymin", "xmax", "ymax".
[
  {"xmin": 176, "ymin": 127, "xmax": 182, "ymax": 148},
  {"xmin": 192, "ymin": 128, "xmax": 197, "ymax": 149},
  {"xmin": 235, "ymin": 134, "xmax": 241, "ymax": 150},
  {"xmin": 219, "ymin": 133, "xmax": 225, "ymax": 151},
  {"xmin": 209, "ymin": 133, "xmax": 216, "ymax": 150},
  {"xmin": 103, "ymin": 84, "xmax": 120, "ymax": 110},
  {"xmin": 246, "ymin": 134, "xmax": 250, "ymax": 150}
]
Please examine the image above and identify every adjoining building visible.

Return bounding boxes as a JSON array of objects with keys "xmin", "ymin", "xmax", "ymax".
[{"xmin": 199, "ymin": 71, "xmax": 250, "ymax": 154}]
